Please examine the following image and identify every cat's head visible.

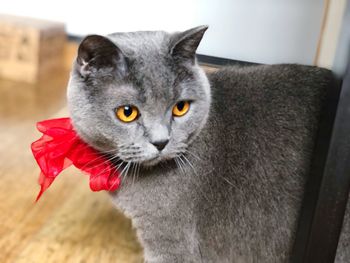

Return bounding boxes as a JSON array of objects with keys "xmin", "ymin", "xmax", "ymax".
[{"xmin": 67, "ymin": 26, "xmax": 210, "ymax": 166}]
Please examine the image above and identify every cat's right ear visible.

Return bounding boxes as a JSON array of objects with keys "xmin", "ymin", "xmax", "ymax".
[{"xmin": 76, "ymin": 35, "xmax": 127, "ymax": 78}]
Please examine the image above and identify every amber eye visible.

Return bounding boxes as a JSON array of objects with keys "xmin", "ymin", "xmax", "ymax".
[
  {"xmin": 172, "ymin": 101, "xmax": 190, "ymax": 117},
  {"xmin": 116, "ymin": 105, "xmax": 139, "ymax": 122}
]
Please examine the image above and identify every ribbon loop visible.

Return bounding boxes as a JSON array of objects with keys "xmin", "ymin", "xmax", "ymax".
[{"xmin": 31, "ymin": 118, "xmax": 120, "ymax": 201}]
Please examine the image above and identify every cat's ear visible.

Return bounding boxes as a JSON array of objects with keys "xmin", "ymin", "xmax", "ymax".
[
  {"xmin": 76, "ymin": 35, "xmax": 127, "ymax": 78},
  {"xmin": 170, "ymin": 25, "xmax": 208, "ymax": 63}
]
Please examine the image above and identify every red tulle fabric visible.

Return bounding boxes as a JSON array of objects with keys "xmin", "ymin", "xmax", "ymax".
[{"xmin": 31, "ymin": 118, "xmax": 120, "ymax": 201}]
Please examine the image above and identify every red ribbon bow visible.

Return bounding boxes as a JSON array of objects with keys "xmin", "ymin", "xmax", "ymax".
[{"xmin": 31, "ymin": 118, "xmax": 120, "ymax": 201}]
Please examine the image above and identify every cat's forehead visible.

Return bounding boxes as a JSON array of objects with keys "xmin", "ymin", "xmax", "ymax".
[
  {"xmin": 105, "ymin": 31, "xmax": 196, "ymax": 106},
  {"xmin": 108, "ymin": 31, "xmax": 170, "ymax": 57},
  {"xmin": 129, "ymin": 63, "xmax": 179, "ymax": 106}
]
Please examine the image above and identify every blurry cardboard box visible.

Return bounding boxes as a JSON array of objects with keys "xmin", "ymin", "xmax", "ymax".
[{"xmin": 0, "ymin": 14, "xmax": 66, "ymax": 83}]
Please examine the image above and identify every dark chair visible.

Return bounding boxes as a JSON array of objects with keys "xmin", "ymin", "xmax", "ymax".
[{"xmin": 290, "ymin": 60, "xmax": 350, "ymax": 263}]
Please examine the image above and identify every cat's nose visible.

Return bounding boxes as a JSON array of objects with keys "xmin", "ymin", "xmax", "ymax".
[{"xmin": 151, "ymin": 140, "xmax": 169, "ymax": 151}]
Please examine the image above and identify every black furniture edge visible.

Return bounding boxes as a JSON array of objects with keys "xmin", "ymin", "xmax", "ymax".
[
  {"xmin": 291, "ymin": 60, "xmax": 350, "ymax": 262},
  {"xmin": 196, "ymin": 54, "xmax": 257, "ymax": 67}
]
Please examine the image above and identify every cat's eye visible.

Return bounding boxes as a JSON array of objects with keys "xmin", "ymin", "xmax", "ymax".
[
  {"xmin": 116, "ymin": 105, "xmax": 139, "ymax": 122},
  {"xmin": 172, "ymin": 101, "xmax": 190, "ymax": 117}
]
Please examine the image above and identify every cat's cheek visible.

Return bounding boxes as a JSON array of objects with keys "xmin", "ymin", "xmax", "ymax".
[{"xmin": 141, "ymin": 143, "xmax": 160, "ymax": 158}]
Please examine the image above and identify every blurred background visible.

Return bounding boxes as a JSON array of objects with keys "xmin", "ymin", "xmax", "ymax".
[
  {"xmin": 1, "ymin": 0, "xmax": 347, "ymax": 67},
  {"xmin": 0, "ymin": 0, "xmax": 348, "ymax": 262}
]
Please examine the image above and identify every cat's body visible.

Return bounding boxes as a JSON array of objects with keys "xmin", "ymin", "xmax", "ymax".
[
  {"xmin": 112, "ymin": 65, "xmax": 343, "ymax": 262},
  {"xmin": 67, "ymin": 27, "xmax": 349, "ymax": 262}
]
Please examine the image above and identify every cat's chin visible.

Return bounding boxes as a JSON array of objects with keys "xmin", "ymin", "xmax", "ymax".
[
  {"xmin": 141, "ymin": 156, "xmax": 163, "ymax": 167},
  {"xmin": 139, "ymin": 154, "xmax": 177, "ymax": 167}
]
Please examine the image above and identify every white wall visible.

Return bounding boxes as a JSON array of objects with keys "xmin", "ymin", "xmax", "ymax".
[
  {"xmin": 1, "ymin": 0, "xmax": 325, "ymax": 65},
  {"xmin": 333, "ymin": 1, "xmax": 350, "ymax": 77}
]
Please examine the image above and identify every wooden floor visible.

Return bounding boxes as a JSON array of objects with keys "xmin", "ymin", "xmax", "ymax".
[{"xmin": 0, "ymin": 42, "xmax": 143, "ymax": 263}]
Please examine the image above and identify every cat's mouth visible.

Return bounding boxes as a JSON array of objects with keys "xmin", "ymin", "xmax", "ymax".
[
  {"xmin": 142, "ymin": 156, "xmax": 161, "ymax": 166},
  {"xmin": 116, "ymin": 146, "xmax": 181, "ymax": 167},
  {"xmin": 138, "ymin": 153, "xmax": 177, "ymax": 167}
]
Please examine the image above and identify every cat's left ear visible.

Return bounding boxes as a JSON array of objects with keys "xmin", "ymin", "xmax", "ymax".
[
  {"xmin": 170, "ymin": 25, "xmax": 208, "ymax": 63},
  {"xmin": 76, "ymin": 35, "xmax": 127, "ymax": 78}
]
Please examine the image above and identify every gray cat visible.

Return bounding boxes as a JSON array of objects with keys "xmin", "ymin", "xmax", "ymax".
[{"xmin": 67, "ymin": 26, "xmax": 349, "ymax": 262}]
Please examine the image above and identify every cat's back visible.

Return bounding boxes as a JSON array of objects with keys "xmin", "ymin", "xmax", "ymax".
[
  {"xmin": 205, "ymin": 64, "xmax": 332, "ymax": 170},
  {"xmin": 208, "ymin": 64, "xmax": 331, "ymax": 128},
  {"xmin": 203, "ymin": 64, "xmax": 333, "ymax": 188}
]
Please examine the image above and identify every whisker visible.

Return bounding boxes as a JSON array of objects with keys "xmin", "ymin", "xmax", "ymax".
[
  {"xmin": 175, "ymin": 156, "xmax": 186, "ymax": 176},
  {"xmin": 115, "ymin": 160, "xmax": 125, "ymax": 170},
  {"xmin": 87, "ymin": 154, "xmax": 122, "ymax": 183},
  {"xmin": 130, "ymin": 162, "xmax": 136, "ymax": 186},
  {"xmin": 184, "ymin": 149, "xmax": 202, "ymax": 161},
  {"xmin": 181, "ymin": 153, "xmax": 198, "ymax": 177},
  {"xmin": 120, "ymin": 163, "xmax": 129, "ymax": 177},
  {"xmin": 219, "ymin": 175, "xmax": 236, "ymax": 188},
  {"xmin": 177, "ymin": 155, "xmax": 188, "ymax": 174},
  {"xmin": 174, "ymin": 158, "xmax": 180, "ymax": 171},
  {"xmin": 135, "ymin": 162, "xmax": 141, "ymax": 182},
  {"xmin": 124, "ymin": 162, "xmax": 132, "ymax": 182},
  {"xmin": 119, "ymin": 162, "xmax": 131, "ymax": 183},
  {"xmin": 79, "ymin": 152, "xmax": 120, "ymax": 173},
  {"xmin": 106, "ymin": 159, "xmax": 126, "ymax": 190},
  {"xmin": 179, "ymin": 153, "xmax": 211, "ymax": 202}
]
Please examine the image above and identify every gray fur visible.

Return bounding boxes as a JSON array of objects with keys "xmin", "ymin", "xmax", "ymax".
[{"xmin": 67, "ymin": 27, "xmax": 349, "ymax": 262}]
